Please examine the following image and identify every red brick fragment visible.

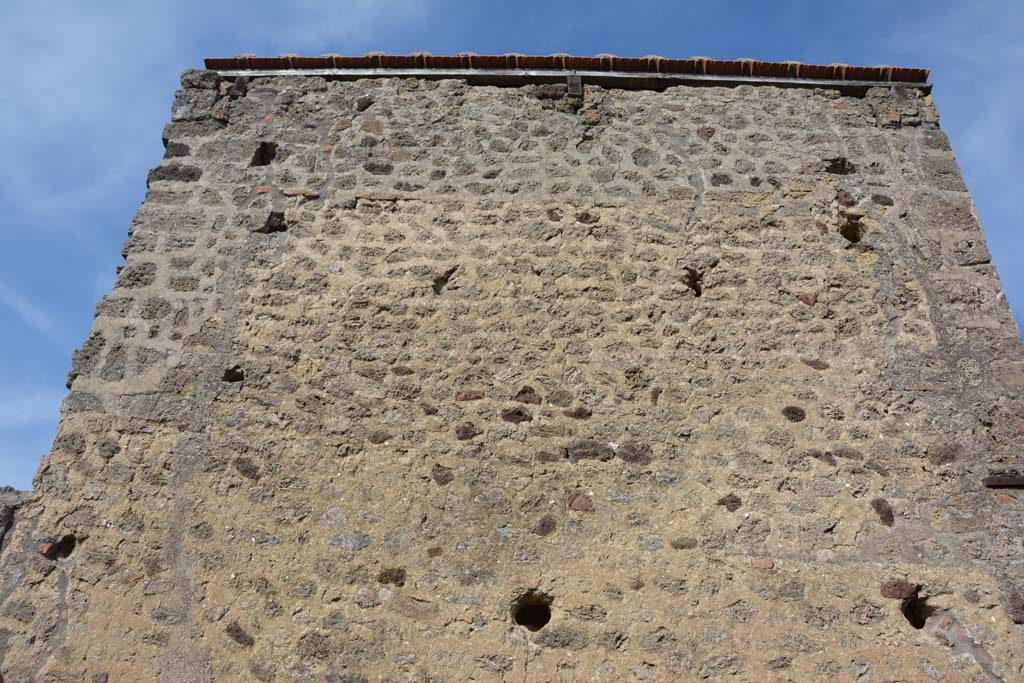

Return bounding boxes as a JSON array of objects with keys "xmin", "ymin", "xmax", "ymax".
[
  {"xmin": 533, "ymin": 515, "xmax": 557, "ymax": 536},
  {"xmin": 927, "ymin": 443, "xmax": 961, "ymax": 466},
  {"xmin": 836, "ymin": 189, "xmax": 856, "ymax": 206},
  {"xmin": 367, "ymin": 430, "xmax": 390, "ymax": 444},
  {"xmin": 378, "ymin": 567, "xmax": 407, "ymax": 587},
  {"xmin": 500, "ymin": 406, "xmax": 533, "ymax": 424},
  {"xmin": 563, "ymin": 405, "xmax": 592, "ymax": 420},
  {"xmin": 871, "ymin": 498, "xmax": 895, "ymax": 526},
  {"xmin": 717, "ymin": 493, "xmax": 742, "ymax": 512},
  {"xmin": 512, "ymin": 386, "xmax": 542, "ymax": 404},
  {"xmin": 568, "ymin": 493, "xmax": 593, "ymax": 511},
  {"xmin": 225, "ymin": 621, "xmax": 255, "ymax": 647},
  {"xmin": 454, "ymin": 423, "xmax": 481, "ymax": 440},
  {"xmin": 880, "ymin": 579, "xmax": 918, "ymax": 599},
  {"xmin": 781, "ymin": 406, "xmax": 806, "ymax": 422},
  {"xmin": 431, "ymin": 464, "xmax": 454, "ymax": 486}
]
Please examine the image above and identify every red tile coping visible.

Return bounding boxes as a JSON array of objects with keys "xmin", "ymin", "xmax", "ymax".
[{"xmin": 204, "ymin": 53, "xmax": 929, "ymax": 84}]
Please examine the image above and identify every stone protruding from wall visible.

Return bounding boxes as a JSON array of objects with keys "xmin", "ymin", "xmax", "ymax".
[
  {"xmin": 0, "ymin": 66, "xmax": 1022, "ymax": 683},
  {"xmin": 0, "ymin": 488, "xmax": 25, "ymax": 555}
]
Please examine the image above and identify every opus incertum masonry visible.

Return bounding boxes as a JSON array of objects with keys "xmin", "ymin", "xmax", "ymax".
[{"xmin": 1, "ymin": 53, "xmax": 1023, "ymax": 682}]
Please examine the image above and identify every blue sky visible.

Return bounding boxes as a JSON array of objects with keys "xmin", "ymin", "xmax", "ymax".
[{"xmin": 1, "ymin": 1, "xmax": 1022, "ymax": 490}]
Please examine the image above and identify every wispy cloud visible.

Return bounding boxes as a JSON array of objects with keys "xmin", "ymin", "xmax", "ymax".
[{"xmin": 0, "ymin": 280, "xmax": 66, "ymax": 344}]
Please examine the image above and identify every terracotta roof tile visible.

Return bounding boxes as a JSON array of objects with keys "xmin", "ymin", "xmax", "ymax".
[
  {"xmin": 291, "ymin": 56, "xmax": 333, "ymax": 69},
  {"xmin": 800, "ymin": 63, "xmax": 843, "ymax": 80},
  {"xmin": 333, "ymin": 56, "xmax": 374, "ymax": 69},
  {"xmin": 246, "ymin": 56, "xmax": 289, "ymax": 69},
  {"xmin": 204, "ymin": 57, "xmax": 241, "ymax": 70},
  {"xmin": 750, "ymin": 61, "xmax": 791, "ymax": 78},
  {"xmin": 428, "ymin": 55, "xmax": 471, "ymax": 69},
  {"xmin": 565, "ymin": 56, "xmax": 606, "ymax": 70},
  {"xmin": 892, "ymin": 67, "xmax": 929, "ymax": 82},
  {"xmin": 518, "ymin": 55, "xmax": 564, "ymax": 69},
  {"xmin": 658, "ymin": 58, "xmax": 700, "ymax": 75},
  {"xmin": 706, "ymin": 59, "xmax": 745, "ymax": 76},
  {"xmin": 614, "ymin": 57, "xmax": 656, "ymax": 72},
  {"xmin": 379, "ymin": 54, "xmax": 424, "ymax": 68},
  {"xmin": 203, "ymin": 53, "xmax": 930, "ymax": 85}
]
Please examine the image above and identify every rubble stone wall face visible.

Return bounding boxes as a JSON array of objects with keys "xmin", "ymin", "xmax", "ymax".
[{"xmin": 1, "ymin": 70, "xmax": 1023, "ymax": 682}]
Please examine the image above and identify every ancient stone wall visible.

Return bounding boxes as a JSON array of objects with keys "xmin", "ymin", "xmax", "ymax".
[{"xmin": 1, "ymin": 68, "xmax": 1022, "ymax": 682}]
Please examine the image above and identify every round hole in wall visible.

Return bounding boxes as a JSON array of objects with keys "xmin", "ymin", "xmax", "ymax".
[
  {"xmin": 511, "ymin": 590, "xmax": 552, "ymax": 631},
  {"xmin": 900, "ymin": 595, "xmax": 935, "ymax": 629},
  {"xmin": 41, "ymin": 534, "xmax": 77, "ymax": 560}
]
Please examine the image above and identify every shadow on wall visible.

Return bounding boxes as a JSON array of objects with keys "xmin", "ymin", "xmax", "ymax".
[{"xmin": 0, "ymin": 487, "xmax": 27, "ymax": 555}]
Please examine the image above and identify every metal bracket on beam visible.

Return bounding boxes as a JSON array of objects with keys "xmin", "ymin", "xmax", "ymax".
[{"xmin": 567, "ymin": 74, "xmax": 583, "ymax": 98}]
